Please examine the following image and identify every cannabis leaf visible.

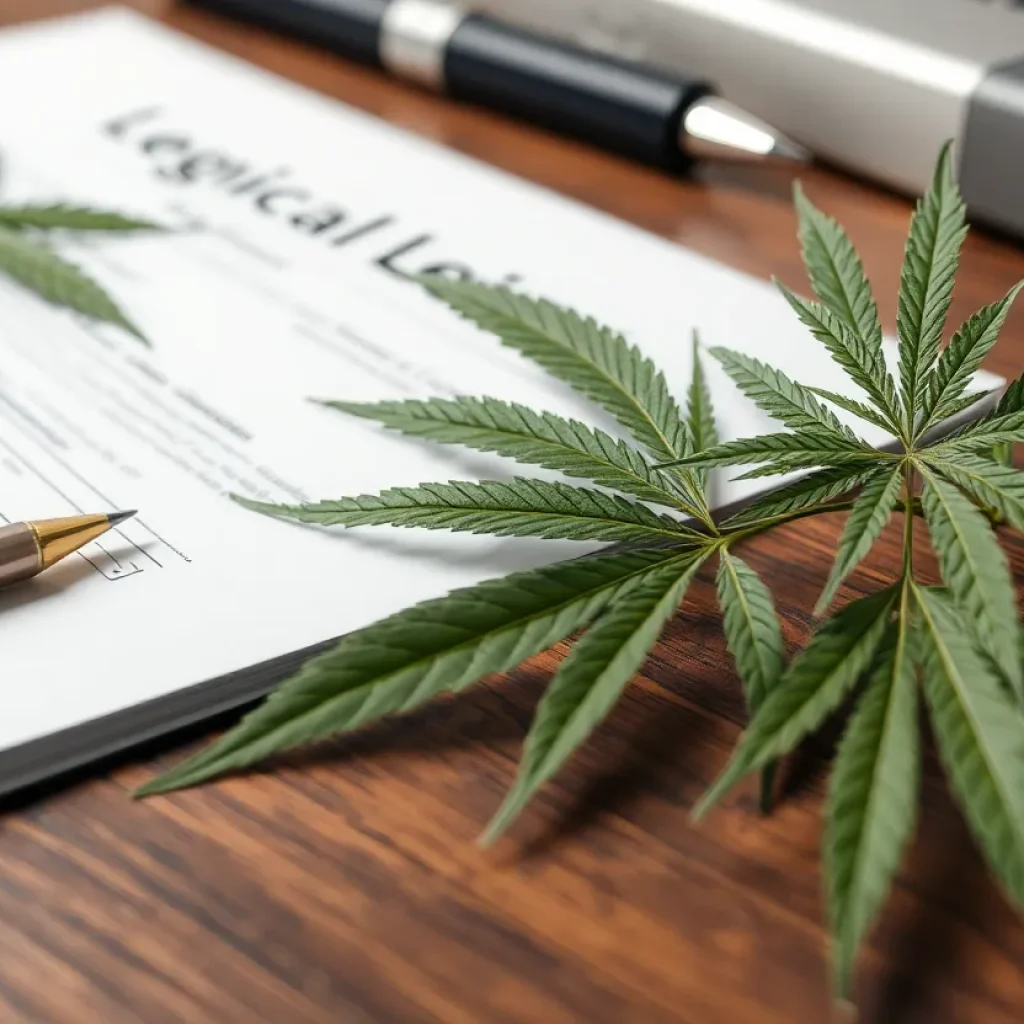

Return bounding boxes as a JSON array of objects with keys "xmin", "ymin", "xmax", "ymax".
[
  {"xmin": 693, "ymin": 144, "xmax": 1024, "ymax": 1003},
  {"xmin": 925, "ymin": 455, "xmax": 1024, "ymax": 531},
  {"xmin": 660, "ymin": 431, "xmax": 874, "ymax": 470},
  {"xmin": 421, "ymin": 277, "xmax": 708, "ymax": 521},
  {"xmin": 723, "ymin": 465, "xmax": 880, "ymax": 527},
  {"xmin": 917, "ymin": 587, "xmax": 1024, "ymax": 908},
  {"xmin": 788, "ymin": 184, "xmax": 900, "ymax": 431},
  {"xmin": 142, "ymin": 142, "xmax": 1024, "ymax": 1020},
  {"xmin": 777, "ymin": 283, "xmax": 898, "ymax": 429},
  {"xmin": 326, "ymin": 395, "xmax": 691, "ymax": 511},
  {"xmin": 0, "ymin": 203, "xmax": 160, "ymax": 232},
  {"xmin": 0, "ymin": 179, "xmax": 162, "ymax": 338},
  {"xmin": 917, "ymin": 389, "xmax": 991, "ymax": 435},
  {"xmin": 926, "ymin": 410, "xmax": 1024, "ymax": 455},
  {"xmin": 824, "ymin": 593, "xmax": 919, "ymax": 999},
  {"xmin": 0, "ymin": 226, "xmax": 143, "ymax": 339},
  {"xmin": 717, "ymin": 551, "xmax": 783, "ymax": 712},
  {"xmin": 235, "ymin": 478, "xmax": 695, "ymax": 544},
  {"xmin": 920, "ymin": 284, "xmax": 1024, "ymax": 431},
  {"xmin": 896, "ymin": 141, "xmax": 967, "ymax": 429},
  {"xmin": 816, "ymin": 465, "xmax": 902, "ymax": 614},
  {"xmin": 995, "ymin": 372, "xmax": 1024, "ymax": 416},
  {"xmin": 919, "ymin": 469, "xmax": 1022, "ymax": 697},
  {"xmin": 806, "ymin": 387, "xmax": 895, "ymax": 433},
  {"xmin": 694, "ymin": 588, "xmax": 897, "ymax": 818},
  {"xmin": 707, "ymin": 346, "xmax": 858, "ymax": 441},
  {"xmin": 484, "ymin": 550, "xmax": 707, "ymax": 842},
  {"xmin": 793, "ymin": 181, "xmax": 883, "ymax": 351},
  {"xmin": 137, "ymin": 546, "xmax": 692, "ymax": 796},
  {"xmin": 688, "ymin": 331, "xmax": 718, "ymax": 487},
  {"xmin": 717, "ymin": 549, "xmax": 784, "ymax": 810}
]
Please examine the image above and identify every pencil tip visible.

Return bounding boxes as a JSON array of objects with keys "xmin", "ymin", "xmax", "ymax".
[{"xmin": 107, "ymin": 509, "xmax": 137, "ymax": 527}]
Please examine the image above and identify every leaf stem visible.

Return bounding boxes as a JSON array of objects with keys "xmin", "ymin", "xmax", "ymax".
[
  {"xmin": 759, "ymin": 762, "xmax": 777, "ymax": 815},
  {"xmin": 665, "ymin": 471, "xmax": 718, "ymax": 535},
  {"xmin": 902, "ymin": 460, "xmax": 916, "ymax": 580},
  {"xmin": 692, "ymin": 492, "xmax": 720, "ymax": 536},
  {"xmin": 722, "ymin": 500, "xmax": 858, "ymax": 544},
  {"xmin": 718, "ymin": 492, "xmax": 927, "ymax": 551},
  {"xmin": 655, "ymin": 473, "xmax": 718, "ymax": 533}
]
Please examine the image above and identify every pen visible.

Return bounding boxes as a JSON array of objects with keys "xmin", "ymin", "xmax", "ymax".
[
  {"xmin": 0, "ymin": 511, "xmax": 137, "ymax": 588},
  {"xmin": 189, "ymin": 0, "xmax": 810, "ymax": 170}
]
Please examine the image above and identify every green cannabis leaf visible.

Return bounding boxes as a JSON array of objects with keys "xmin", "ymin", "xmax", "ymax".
[
  {"xmin": 680, "ymin": 145, "xmax": 1024, "ymax": 1003},
  {"xmin": 322, "ymin": 395, "xmax": 693, "ymax": 511},
  {"xmin": 706, "ymin": 345, "xmax": 858, "ymax": 440},
  {"xmin": 143, "ymin": 143, "xmax": 1024, "ymax": 1016},
  {"xmin": 0, "ymin": 203, "xmax": 160, "ymax": 232},
  {"xmin": 792, "ymin": 180, "xmax": 883, "ymax": 352},
  {"xmin": 484, "ymin": 550, "xmax": 708, "ymax": 843},
  {"xmin": 235, "ymin": 478, "xmax": 696, "ymax": 544},
  {"xmin": 694, "ymin": 587, "xmax": 898, "ymax": 818},
  {"xmin": 138, "ymin": 546, "xmax": 696, "ymax": 795},
  {"xmin": 687, "ymin": 329, "xmax": 718, "ymax": 488},
  {"xmin": 0, "ymin": 182, "xmax": 160, "ymax": 338},
  {"xmin": 716, "ymin": 549, "xmax": 784, "ymax": 811},
  {"xmin": 919, "ymin": 469, "xmax": 1022, "ymax": 697},
  {"xmin": 420, "ymin": 278, "xmax": 711, "ymax": 524},
  {"xmin": 0, "ymin": 227, "xmax": 143, "ymax": 340},
  {"xmin": 816, "ymin": 465, "xmax": 902, "ymax": 614},
  {"xmin": 917, "ymin": 586, "xmax": 1024, "ymax": 909},
  {"xmin": 896, "ymin": 141, "xmax": 967, "ymax": 428},
  {"xmin": 824, "ymin": 591, "xmax": 919, "ymax": 999}
]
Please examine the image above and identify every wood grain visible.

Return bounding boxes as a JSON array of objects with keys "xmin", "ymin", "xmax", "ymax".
[{"xmin": 3, "ymin": 1, "xmax": 1024, "ymax": 1021}]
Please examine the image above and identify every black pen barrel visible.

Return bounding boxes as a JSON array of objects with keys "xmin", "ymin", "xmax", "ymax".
[
  {"xmin": 189, "ymin": 0, "xmax": 387, "ymax": 67},
  {"xmin": 443, "ymin": 15, "xmax": 711, "ymax": 171}
]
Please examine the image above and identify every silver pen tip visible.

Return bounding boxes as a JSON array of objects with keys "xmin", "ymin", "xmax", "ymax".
[
  {"xmin": 681, "ymin": 96, "xmax": 811, "ymax": 165},
  {"xmin": 106, "ymin": 509, "xmax": 137, "ymax": 528}
]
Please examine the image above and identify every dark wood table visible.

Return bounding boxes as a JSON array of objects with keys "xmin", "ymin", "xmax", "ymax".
[{"xmin": 4, "ymin": 2, "xmax": 1024, "ymax": 1021}]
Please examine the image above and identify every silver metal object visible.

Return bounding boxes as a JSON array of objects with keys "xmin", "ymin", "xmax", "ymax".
[
  {"xmin": 474, "ymin": 0, "xmax": 1024, "ymax": 194},
  {"xmin": 379, "ymin": 0, "xmax": 464, "ymax": 90},
  {"xmin": 681, "ymin": 95, "xmax": 811, "ymax": 163}
]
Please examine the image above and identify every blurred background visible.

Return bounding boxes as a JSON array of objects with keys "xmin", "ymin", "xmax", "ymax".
[
  {"xmin": 0, "ymin": 0, "xmax": 167, "ymax": 18},
  {"xmin": 9, "ymin": 0, "xmax": 1024, "ymax": 240}
]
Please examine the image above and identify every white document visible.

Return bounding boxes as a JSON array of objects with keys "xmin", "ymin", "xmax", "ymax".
[{"xmin": 0, "ymin": 8, "xmax": 999, "ymax": 788}]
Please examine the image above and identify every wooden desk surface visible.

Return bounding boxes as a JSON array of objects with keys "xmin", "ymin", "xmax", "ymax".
[{"xmin": 4, "ymin": 3, "xmax": 1024, "ymax": 1021}]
